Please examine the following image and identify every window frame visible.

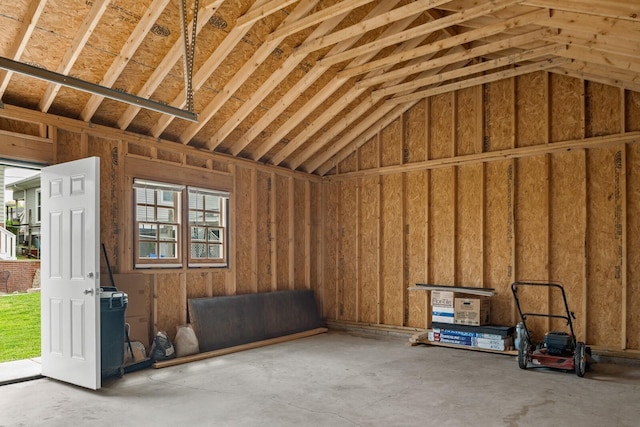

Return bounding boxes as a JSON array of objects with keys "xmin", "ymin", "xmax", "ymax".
[
  {"xmin": 35, "ymin": 189, "xmax": 41, "ymax": 223},
  {"xmin": 133, "ymin": 179, "xmax": 184, "ymax": 268},
  {"xmin": 132, "ymin": 179, "xmax": 230, "ymax": 269},
  {"xmin": 187, "ymin": 186, "xmax": 229, "ymax": 268}
]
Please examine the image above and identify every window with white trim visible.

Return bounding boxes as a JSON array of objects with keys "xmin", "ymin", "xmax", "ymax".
[
  {"xmin": 132, "ymin": 179, "xmax": 229, "ymax": 269},
  {"xmin": 35, "ymin": 189, "xmax": 41, "ymax": 223},
  {"xmin": 188, "ymin": 187, "xmax": 229, "ymax": 267},
  {"xmin": 133, "ymin": 180, "xmax": 183, "ymax": 268}
]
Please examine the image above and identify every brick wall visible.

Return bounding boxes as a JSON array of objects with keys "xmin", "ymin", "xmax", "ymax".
[{"xmin": 0, "ymin": 260, "xmax": 40, "ymax": 293}]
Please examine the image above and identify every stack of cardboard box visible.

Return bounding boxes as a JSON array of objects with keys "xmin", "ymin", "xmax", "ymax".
[{"xmin": 428, "ymin": 290, "xmax": 513, "ymax": 351}]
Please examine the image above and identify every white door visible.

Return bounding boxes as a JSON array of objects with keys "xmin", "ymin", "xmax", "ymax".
[{"xmin": 41, "ymin": 157, "xmax": 101, "ymax": 390}]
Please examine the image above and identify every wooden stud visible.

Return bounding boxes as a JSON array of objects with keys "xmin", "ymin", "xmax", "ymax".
[
  {"xmin": 251, "ymin": 168, "xmax": 258, "ymax": 292},
  {"xmin": 289, "ymin": 176, "xmax": 295, "ymax": 290},
  {"xmin": 270, "ymin": 172, "xmax": 277, "ymax": 292},
  {"xmin": 305, "ymin": 180, "xmax": 311, "ymax": 290}
]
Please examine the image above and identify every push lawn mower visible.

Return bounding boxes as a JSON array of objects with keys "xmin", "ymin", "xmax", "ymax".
[{"xmin": 511, "ymin": 281, "xmax": 591, "ymax": 377}]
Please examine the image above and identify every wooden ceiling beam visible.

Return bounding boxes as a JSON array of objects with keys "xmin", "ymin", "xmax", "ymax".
[
  {"xmin": 372, "ymin": 43, "xmax": 564, "ymax": 99},
  {"xmin": 295, "ymin": 0, "xmax": 454, "ymax": 56},
  {"xmin": 355, "ymin": 27, "xmax": 557, "ymax": 89},
  {"xmin": 117, "ymin": 0, "xmax": 224, "ymax": 130},
  {"xmin": 149, "ymin": 0, "xmax": 274, "ymax": 138},
  {"xmin": 266, "ymin": 0, "xmax": 377, "ymax": 41},
  {"xmin": 291, "ymin": 46, "xmax": 458, "ymax": 171},
  {"xmin": 270, "ymin": 31, "xmax": 443, "ymax": 167},
  {"xmin": 39, "ymin": 0, "xmax": 110, "ymax": 113},
  {"xmin": 0, "ymin": 0, "xmax": 48, "ymax": 96},
  {"xmin": 523, "ymin": 0, "xmax": 640, "ymax": 22},
  {"xmin": 79, "ymin": 0, "xmax": 170, "ymax": 122},
  {"xmin": 319, "ymin": 0, "xmax": 525, "ymax": 66},
  {"xmin": 210, "ymin": 8, "xmax": 350, "ymax": 152},
  {"xmin": 552, "ymin": 61, "xmax": 640, "ymax": 93},
  {"xmin": 547, "ymin": 9, "xmax": 640, "ymax": 39},
  {"xmin": 177, "ymin": 0, "xmax": 321, "ymax": 144},
  {"xmin": 387, "ymin": 57, "xmax": 571, "ymax": 106},
  {"xmin": 545, "ymin": 30, "xmax": 640, "ymax": 59},
  {"xmin": 338, "ymin": 8, "xmax": 550, "ymax": 79},
  {"xmin": 557, "ymin": 44, "xmax": 640, "ymax": 74},
  {"xmin": 230, "ymin": 0, "xmax": 405, "ymax": 157},
  {"xmin": 236, "ymin": 0, "xmax": 300, "ymax": 28}
]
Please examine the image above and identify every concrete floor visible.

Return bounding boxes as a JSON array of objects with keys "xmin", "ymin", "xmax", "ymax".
[{"xmin": 1, "ymin": 331, "xmax": 639, "ymax": 426}]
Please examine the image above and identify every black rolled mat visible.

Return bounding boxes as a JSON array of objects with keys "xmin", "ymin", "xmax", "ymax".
[{"xmin": 188, "ymin": 290, "xmax": 323, "ymax": 352}]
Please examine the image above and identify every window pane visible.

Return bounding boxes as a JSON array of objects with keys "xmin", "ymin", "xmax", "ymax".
[
  {"xmin": 136, "ymin": 188, "xmax": 155, "ymax": 204},
  {"xmin": 139, "ymin": 242, "xmax": 157, "ymax": 258},
  {"xmin": 159, "ymin": 242, "xmax": 177, "ymax": 258},
  {"xmin": 209, "ymin": 228, "xmax": 222, "ymax": 243},
  {"xmin": 157, "ymin": 207, "xmax": 175, "ymax": 222},
  {"xmin": 205, "ymin": 195, "xmax": 219, "ymax": 210},
  {"xmin": 191, "ymin": 243, "xmax": 207, "ymax": 258},
  {"xmin": 139, "ymin": 224, "xmax": 157, "ymax": 240},
  {"xmin": 160, "ymin": 191, "xmax": 174, "ymax": 204},
  {"xmin": 137, "ymin": 206, "xmax": 155, "ymax": 221},
  {"xmin": 205, "ymin": 212, "xmax": 220, "ymax": 226},
  {"xmin": 208, "ymin": 244, "xmax": 222, "ymax": 259},
  {"xmin": 191, "ymin": 226, "xmax": 206, "ymax": 240},
  {"xmin": 159, "ymin": 225, "xmax": 177, "ymax": 241}
]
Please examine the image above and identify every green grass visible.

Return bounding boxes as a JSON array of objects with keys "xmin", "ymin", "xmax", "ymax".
[{"xmin": 0, "ymin": 293, "xmax": 40, "ymax": 362}]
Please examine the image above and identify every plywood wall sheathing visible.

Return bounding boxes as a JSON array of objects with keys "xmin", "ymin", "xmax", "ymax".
[
  {"xmin": 550, "ymin": 74, "xmax": 584, "ymax": 142},
  {"xmin": 256, "ymin": 171, "xmax": 273, "ymax": 293},
  {"xmin": 294, "ymin": 178, "xmax": 307, "ymax": 289},
  {"xmin": 381, "ymin": 174, "xmax": 403, "ymax": 326},
  {"xmin": 358, "ymin": 176, "xmax": 379, "ymax": 324},
  {"xmin": 323, "ymin": 181, "xmax": 340, "ymax": 320},
  {"xmin": 275, "ymin": 174, "xmax": 289, "ymax": 291},
  {"xmin": 405, "ymin": 171, "xmax": 427, "ymax": 328},
  {"xmin": 516, "ymin": 72, "xmax": 548, "ymax": 147},
  {"xmin": 456, "ymin": 164, "xmax": 483, "ymax": 287},
  {"xmin": 235, "ymin": 166, "xmax": 254, "ymax": 294},
  {"xmin": 627, "ymin": 144, "xmax": 640, "ymax": 349},
  {"xmin": 586, "ymin": 147, "xmax": 623, "ymax": 347},
  {"xmin": 338, "ymin": 179, "xmax": 357, "ymax": 320}
]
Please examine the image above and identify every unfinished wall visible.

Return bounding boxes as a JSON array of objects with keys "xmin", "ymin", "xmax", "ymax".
[
  {"xmin": 325, "ymin": 72, "xmax": 640, "ymax": 352},
  {"xmin": 0, "ymin": 108, "xmax": 322, "ymax": 343}
]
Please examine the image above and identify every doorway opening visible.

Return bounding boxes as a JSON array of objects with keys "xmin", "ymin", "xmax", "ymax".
[{"xmin": 0, "ymin": 161, "xmax": 41, "ymax": 363}]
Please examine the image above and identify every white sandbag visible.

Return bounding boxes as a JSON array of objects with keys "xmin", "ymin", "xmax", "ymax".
[{"xmin": 174, "ymin": 324, "xmax": 199, "ymax": 357}]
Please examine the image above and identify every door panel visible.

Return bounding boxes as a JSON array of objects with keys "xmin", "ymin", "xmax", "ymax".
[{"xmin": 41, "ymin": 157, "xmax": 100, "ymax": 390}]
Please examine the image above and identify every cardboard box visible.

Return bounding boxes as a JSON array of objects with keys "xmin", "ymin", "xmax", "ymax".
[
  {"xmin": 454, "ymin": 298, "xmax": 490, "ymax": 326},
  {"xmin": 431, "ymin": 290, "xmax": 455, "ymax": 308},
  {"xmin": 126, "ymin": 315, "xmax": 151, "ymax": 350},
  {"xmin": 432, "ymin": 307, "xmax": 454, "ymax": 324}
]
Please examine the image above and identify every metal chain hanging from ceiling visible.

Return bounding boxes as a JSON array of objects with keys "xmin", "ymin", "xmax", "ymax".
[{"xmin": 181, "ymin": 0, "xmax": 199, "ymax": 113}]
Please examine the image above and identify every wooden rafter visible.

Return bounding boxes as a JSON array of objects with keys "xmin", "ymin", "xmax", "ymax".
[
  {"xmin": 39, "ymin": 0, "xmax": 110, "ymax": 112},
  {"xmin": 319, "ymin": 0, "xmax": 526, "ymax": 67},
  {"xmin": 176, "ymin": 0, "xmax": 321, "ymax": 144},
  {"xmin": 117, "ymin": 0, "xmax": 224, "ymax": 130},
  {"xmin": 228, "ymin": 0, "xmax": 405, "ymax": 157},
  {"xmin": 0, "ymin": 0, "xmax": 48, "ymax": 96},
  {"xmin": 149, "ymin": 0, "xmax": 277, "ymax": 137},
  {"xmin": 271, "ymin": 31, "xmax": 444, "ymax": 167},
  {"xmin": 354, "ymin": 27, "xmax": 558, "ymax": 89},
  {"xmin": 79, "ymin": 0, "xmax": 170, "ymax": 121},
  {"xmin": 338, "ymin": 8, "xmax": 551, "ymax": 79}
]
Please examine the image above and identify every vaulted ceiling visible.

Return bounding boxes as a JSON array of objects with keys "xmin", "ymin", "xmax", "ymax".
[{"xmin": 1, "ymin": 0, "xmax": 638, "ymax": 175}]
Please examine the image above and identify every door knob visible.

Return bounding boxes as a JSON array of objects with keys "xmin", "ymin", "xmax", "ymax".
[{"xmin": 83, "ymin": 288, "xmax": 94, "ymax": 295}]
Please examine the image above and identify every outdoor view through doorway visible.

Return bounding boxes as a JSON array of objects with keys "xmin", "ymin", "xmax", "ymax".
[{"xmin": 0, "ymin": 163, "xmax": 41, "ymax": 363}]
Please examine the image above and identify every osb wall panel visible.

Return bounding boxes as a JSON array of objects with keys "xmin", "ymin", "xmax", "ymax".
[
  {"xmin": 485, "ymin": 78, "xmax": 515, "ymax": 151},
  {"xmin": 56, "ymin": 129, "xmax": 83, "ymax": 163},
  {"xmin": 234, "ymin": 166, "xmax": 254, "ymax": 294},
  {"xmin": 625, "ymin": 91, "xmax": 640, "ymax": 132},
  {"xmin": 338, "ymin": 179, "xmax": 357, "ymax": 320},
  {"xmin": 550, "ymin": 150, "xmax": 586, "ymax": 339},
  {"xmin": 358, "ymin": 176, "xmax": 379, "ymax": 323},
  {"xmin": 586, "ymin": 82, "xmax": 622, "ymax": 137},
  {"xmin": 550, "ymin": 74, "xmax": 583, "ymax": 142},
  {"xmin": 405, "ymin": 100, "xmax": 426, "ymax": 162},
  {"xmin": 586, "ymin": 147, "xmax": 623, "ymax": 347},
  {"xmin": 154, "ymin": 273, "xmax": 183, "ymax": 340},
  {"xmin": 516, "ymin": 72, "xmax": 547, "ymax": 147},
  {"xmin": 275, "ymin": 174, "xmax": 290, "ymax": 291},
  {"xmin": 381, "ymin": 174, "xmax": 403, "ymax": 325},
  {"xmin": 359, "ymin": 136, "xmax": 378, "ymax": 170},
  {"xmin": 627, "ymin": 144, "xmax": 640, "ymax": 349},
  {"xmin": 515, "ymin": 156, "xmax": 549, "ymax": 340},
  {"xmin": 429, "ymin": 169, "xmax": 455, "ymax": 287},
  {"xmin": 455, "ymin": 87, "xmax": 481, "ymax": 156},
  {"xmin": 89, "ymin": 135, "xmax": 122, "ymax": 273},
  {"xmin": 323, "ymin": 181, "xmax": 340, "ymax": 320},
  {"xmin": 256, "ymin": 171, "xmax": 272, "ymax": 293},
  {"xmin": 482, "ymin": 160, "xmax": 514, "ymax": 326},
  {"xmin": 293, "ymin": 179, "xmax": 307, "ymax": 289},
  {"xmin": 456, "ymin": 164, "xmax": 483, "ymax": 287},
  {"xmin": 429, "ymin": 94, "xmax": 453, "ymax": 159},
  {"xmin": 381, "ymin": 118, "xmax": 402, "ymax": 167},
  {"xmin": 309, "ymin": 181, "xmax": 322, "ymax": 311},
  {"xmin": 186, "ymin": 271, "xmax": 209, "ymax": 300},
  {"xmin": 405, "ymin": 171, "xmax": 427, "ymax": 328}
]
